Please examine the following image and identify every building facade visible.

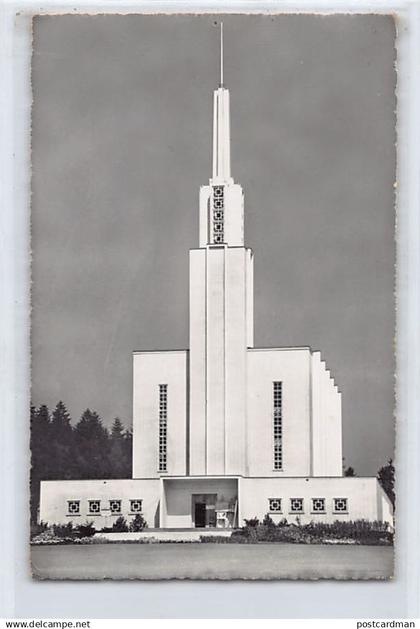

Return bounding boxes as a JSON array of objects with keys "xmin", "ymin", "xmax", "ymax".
[{"xmin": 40, "ymin": 32, "xmax": 393, "ymax": 530}]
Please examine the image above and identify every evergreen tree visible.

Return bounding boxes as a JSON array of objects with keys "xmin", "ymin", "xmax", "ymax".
[
  {"xmin": 377, "ymin": 459, "xmax": 395, "ymax": 508},
  {"xmin": 34, "ymin": 404, "xmax": 51, "ymax": 442},
  {"xmin": 51, "ymin": 401, "xmax": 72, "ymax": 440},
  {"xmin": 50, "ymin": 401, "xmax": 75, "ymax": 479},
  {"xmin": 74, "ymin": 409, "xmax": 111, "ymax": 478},
  {"xmin": 111, "ymin": 417, "xmax": 124, "ymax": 439},
  {"xmin": 30, "ymin": 402, "xmax": 133, "ymax": 520},
  {"xmin": 344, "ymin": 466, "xmax": 356, "ymax": 477},
  {"xmin": 122, "ymin": 428, "xmax": 133, "ymax": 477},
  {"xmin": 30, "ymin": 404, "xmax": 52, "ymax": 523},
  {"xmin": 109, "ymin": 418, "xmax": 132, "ymax": 477}
]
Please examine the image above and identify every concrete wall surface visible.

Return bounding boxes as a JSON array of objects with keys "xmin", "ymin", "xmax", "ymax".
[
  {"xmin": 247, "ymin": 348, "xmax": 312, "ymax": 477},
  {"xmin": 39, "ymin": 475, "xmax": 393, "ymax": 529},
  {"xmin": 133, "ymin": 350, "xmax": 188, "ymax": 478},
  {"xmin": 311, "ymin": 352, "xmax": 342, "ymax": 476},
  {"xmin": 39, "ymin": 478, "xmax": 161, "ymax": 529},
  {"xmin": 189, "ymin": 246, "xmax": 253, "ymax": 476},
  {"xmin": 239, "ymin": 477, "xmax": 393, "ymax": 525}
]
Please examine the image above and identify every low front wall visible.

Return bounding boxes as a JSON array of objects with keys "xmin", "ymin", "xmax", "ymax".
[
  {"xmin": 239, "ymin": 477, "xmax": 393, "ymax": 526},
  {"xmin": 40, "ymin": 475, "xmax": 393, "ymax": 530},
  {"xmin": 39, "ymin": 479, "xmax": 161, "ymax": 529}
]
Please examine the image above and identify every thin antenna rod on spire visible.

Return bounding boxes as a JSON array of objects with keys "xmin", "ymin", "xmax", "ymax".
[{"xmin": 220, "ymin": 22, "xmax": 224, "ymax": 87}]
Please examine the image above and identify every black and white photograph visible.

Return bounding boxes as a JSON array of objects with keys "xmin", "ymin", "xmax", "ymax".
[{"xmin": 30, "ymin": 13, "xmax": 396, "ymax": 580}]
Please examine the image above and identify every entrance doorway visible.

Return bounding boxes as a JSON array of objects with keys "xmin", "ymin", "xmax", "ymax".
[
  {"xmin": 192, "ymin": 494, "xmax": 217, "ymax": 528},
  {"xmin": 194, "ymin": 502, "xmax": 206, "ymax": 528}
]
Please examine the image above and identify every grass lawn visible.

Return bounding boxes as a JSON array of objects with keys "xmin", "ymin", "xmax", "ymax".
[{"xmin": 31, "ymin": 541, "xmax": 394, "ymax": 580}]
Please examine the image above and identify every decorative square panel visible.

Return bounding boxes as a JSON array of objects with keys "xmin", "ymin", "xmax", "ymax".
[
  {"xmin": 333, "ymin": 498, "xmax": 348, "ymax": 512},
  {"xmin": 67, "ymin": 500, "xmax": 80, "ymax": 514},
  {"xmin": 290, "ymin": 498, "xmax": 304, "ymax": 513},
  {"xmin": 130, "ymin": 499, "xmax": 143, "ymax": 513},
  {"xmin": 311, "ymin": 498, "xmax": 326, "ymax": 513},
  {"xmin": 88, "ymin": 500, "xmax": 101, "ymax": 514},
  {"xmin": 268, "ymin": 498, "xmax": 282, "ymax": 512},
  {"xmin": 109, "ymin": 499, "xmax": 122, "ymax": 514},
  {"xmin": 212, "ymin": 185, "xmax": 225, "ymax": 243}
]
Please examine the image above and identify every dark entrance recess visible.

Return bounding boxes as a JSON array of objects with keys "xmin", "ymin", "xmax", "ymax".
[
  {"xmin": 192, "ymin": 493, "xmax": 217, "ymax": 528},
  {"xmin": 194, "ymin": 502, "xmax": 206, "ymax": 528}
]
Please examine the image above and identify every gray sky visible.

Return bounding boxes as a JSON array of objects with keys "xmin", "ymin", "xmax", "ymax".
[{"xmin": 31, "ymin": 14, "xmax": 396, "ymax": 475}]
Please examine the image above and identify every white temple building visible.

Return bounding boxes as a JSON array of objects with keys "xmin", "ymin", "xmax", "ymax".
[{"xmin": 40, "ymin": 28, "xmax": 393, "ymax": 530}]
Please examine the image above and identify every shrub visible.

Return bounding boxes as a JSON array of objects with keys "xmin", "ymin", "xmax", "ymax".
[
  {"xmin": 262, "ymin": 513, "xmax": 276, "ymax": 528},
  {"xmin": 244, "ymin": 517, "xmax": 259, "ymax": 527},
  {"xmin": 30, "ymin": 521, "xmax": 49, "ymax": 539},
  {"xmin": 112, "ymin": 516, "xmax": 129, "ymax": 532},
  {"xmin": 31, "ymin": 529, "xmax": 58, "ymax": 544},
  {"xmin": 299, "ymin": 519, "xmax": 392, "ymax": 544},
  {"xmin": 230, "ymin": 530, "xmax": 251, "ymax": 543},
  {"xmin": 129, "ymin": 514, "xmax": 147, "ymax": 532},
  {"xmin": 77, "ymin": 521, "xmax": 96, "ymax": 538},
  {"xmin": 228, "ymin": 518, "xmax": 393, "ymax": 546},
  {"xmin": 240, "ymin": 517, "xmax": 262, "ymax": 542},
  {"xmin": 53, "ymin": 522, "xmax": 77, "ymax": 539}
]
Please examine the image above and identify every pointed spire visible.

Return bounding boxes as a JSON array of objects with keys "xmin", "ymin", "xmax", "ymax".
[
  {"xmin": 220, "ymin": 22, "xmax": 224, "ymax": 87},
  {"xmin": 212, "ymin": 22, "xmax": 231, "ymax": 181}
]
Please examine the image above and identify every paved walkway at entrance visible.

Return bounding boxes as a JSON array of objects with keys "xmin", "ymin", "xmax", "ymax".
[{"xmin": 97, "ymin": 529, "xmax": 233, "ymax": 542}]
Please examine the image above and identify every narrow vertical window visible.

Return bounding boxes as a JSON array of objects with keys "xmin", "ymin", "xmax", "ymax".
[
  {"xmin": 159, "ymin": 384, "xmax": 168, "ymax": 472},
  {"xmin": 212, "ymin": 185, "xmax": 224, "ymax": 243},
  {"xmin": 273, "ymin": 381, "xmax": 283, "ymax": 470}
]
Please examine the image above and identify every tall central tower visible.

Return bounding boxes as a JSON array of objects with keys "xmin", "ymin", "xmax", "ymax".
[{"xmin": 189, "ymin": 25, "xmax": 254, "ymax": 475}]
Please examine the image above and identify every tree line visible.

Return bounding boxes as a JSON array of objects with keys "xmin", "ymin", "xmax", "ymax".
[
  {"xmin": 30, "ymin": 401, "xmax": 132, "ymax": 523},
  {"xmin": 30, "ymin": 401, "xmax": 395, "ymax": 524}
]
